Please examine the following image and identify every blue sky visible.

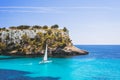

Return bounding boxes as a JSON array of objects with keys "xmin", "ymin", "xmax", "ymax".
[{"xmin": 0, "ymin": 0, "xmax": 120, "ymax": 45}]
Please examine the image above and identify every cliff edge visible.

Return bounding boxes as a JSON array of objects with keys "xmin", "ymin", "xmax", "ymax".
[{"xmin": 52, "ymin": 45, "xmax": 88, "ymax": 57}]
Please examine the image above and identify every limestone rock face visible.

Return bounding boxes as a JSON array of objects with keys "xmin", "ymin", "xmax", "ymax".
[
  {"xmin": 64, "ymin": 46, "xmax": 88, "ymax": 55},
  {"xmin": 52, "ymin": 46, "xmax": 89, "ymax": 57}
]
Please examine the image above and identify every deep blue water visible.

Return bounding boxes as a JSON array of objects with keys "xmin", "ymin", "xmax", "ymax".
[{"xmin": 0, "ymin": 45, "xmax": 120, "ymax": 80}]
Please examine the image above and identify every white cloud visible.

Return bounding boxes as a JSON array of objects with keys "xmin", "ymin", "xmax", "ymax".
[
  {"xmin": 0, "ymin": 6, "xmax": 113, "ymax": 13},
  {"xmin": 0, "ymin": 10, "xmax": 46, "ymax": 13},
  {"xmin": 0, "ymin": 6, "xmax": 64, "ymax": 13},
  {"xmin": 0, "ymin": 6, "xmax": 112, "ymax": 9}
]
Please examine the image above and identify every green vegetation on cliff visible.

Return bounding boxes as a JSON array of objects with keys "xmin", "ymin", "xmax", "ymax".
[{"xmin": 0, "ymin": 24, "xmax": 72, "ymax": 55}]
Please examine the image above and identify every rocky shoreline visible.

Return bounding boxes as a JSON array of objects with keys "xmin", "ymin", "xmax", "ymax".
[
  {"xmin": 0, "ymin": 46, "xmax": 89, "ymax": 57},
  {"xmin": 52, "ymin": 46, "xmax": 88, "ymax": 57}
]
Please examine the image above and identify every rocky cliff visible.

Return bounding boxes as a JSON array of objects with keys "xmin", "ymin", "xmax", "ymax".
[{"xmin": 0, "ymin": 25, "xmax": 89, "ymax": 57}]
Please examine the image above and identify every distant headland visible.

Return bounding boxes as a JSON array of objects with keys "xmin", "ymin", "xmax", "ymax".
[{"xmin": 0, "ymin": 24, "xmax": 88, "ymax": 57}]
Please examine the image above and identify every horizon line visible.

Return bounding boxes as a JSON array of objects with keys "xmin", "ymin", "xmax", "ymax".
[{"xmin": 74, "ymin": 44, "xmax": 120, "ymax": 45}]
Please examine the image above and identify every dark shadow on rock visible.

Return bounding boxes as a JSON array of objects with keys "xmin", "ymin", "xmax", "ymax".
[{"xmin": 0, "ymin": 69, "xmax": 60, "ymax": 80}]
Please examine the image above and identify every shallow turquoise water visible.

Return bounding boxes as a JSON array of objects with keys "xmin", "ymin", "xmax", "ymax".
[{"xmin": 0, "ymin": 45, "xmax": 120, "ymax": 80}]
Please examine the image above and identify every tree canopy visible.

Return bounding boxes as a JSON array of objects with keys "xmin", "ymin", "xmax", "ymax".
[{"xmin": 51, "ymin": 24, "xmax": 59, "ymax": 29}]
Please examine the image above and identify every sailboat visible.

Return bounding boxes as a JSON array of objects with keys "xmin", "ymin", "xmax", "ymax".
[{"xmin": 39, "ymin": 44, "xmax": 52, "ymax": 64}]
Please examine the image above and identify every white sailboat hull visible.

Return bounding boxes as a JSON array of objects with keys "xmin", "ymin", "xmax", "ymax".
[{"xmin": 39, "ymin": 60, "xmax": 52, "ymax": 64}]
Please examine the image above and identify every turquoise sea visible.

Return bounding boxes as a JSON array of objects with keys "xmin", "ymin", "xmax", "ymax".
[{"xmin": 0, "ymin": 45, "xmax": 120, "ymax": 80}]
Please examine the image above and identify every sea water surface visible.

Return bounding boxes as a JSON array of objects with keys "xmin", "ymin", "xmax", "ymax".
[{"xmin": 0, "ymin": 45, "xmax": 120, "ymax": 80}]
